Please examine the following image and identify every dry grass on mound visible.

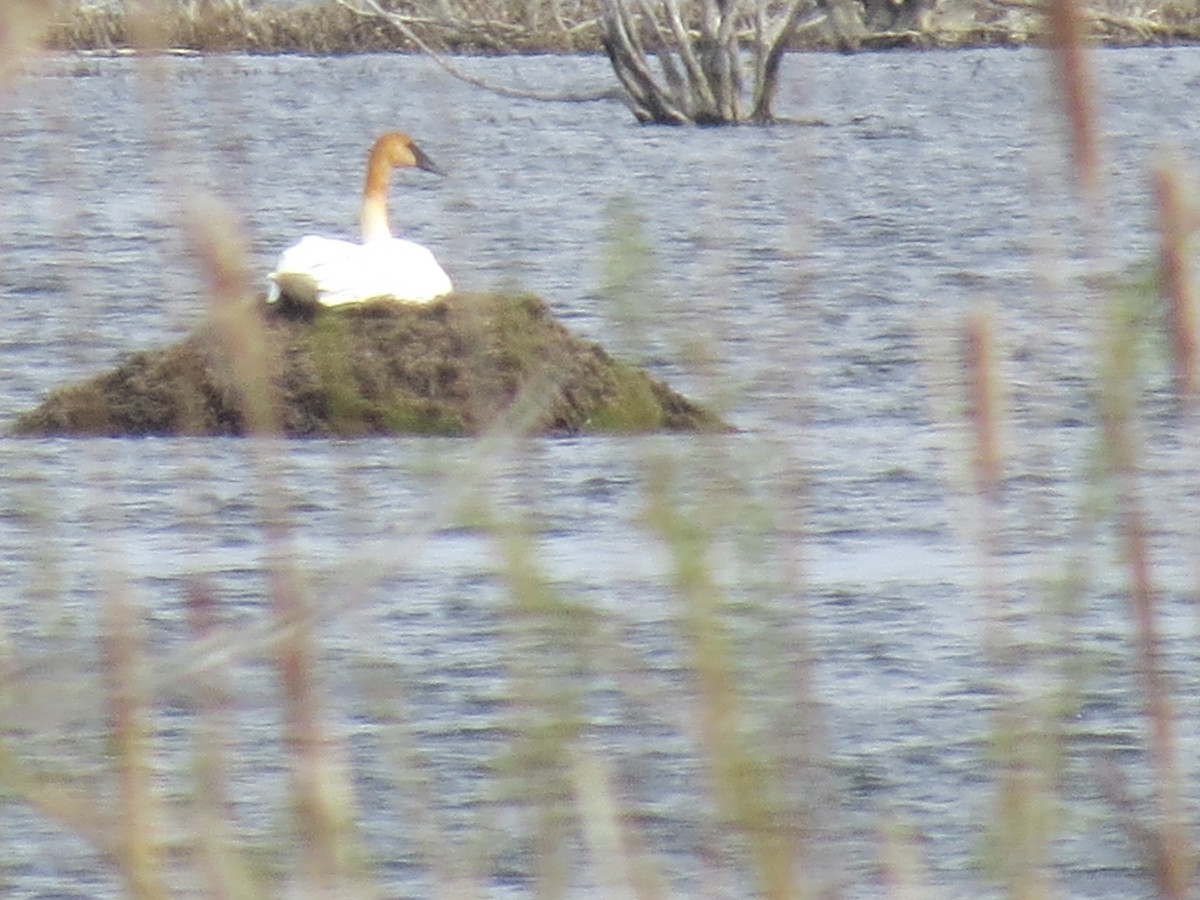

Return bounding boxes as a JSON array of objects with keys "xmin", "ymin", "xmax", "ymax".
[{"xmin": 12, "ymin": 293, "xmax": 727, "ymax": 437}]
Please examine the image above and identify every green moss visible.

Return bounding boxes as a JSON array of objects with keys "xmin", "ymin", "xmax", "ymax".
[
  {"xmin": 306, "ymin": 315, "xmax": 372, "ymax": 435},
  {"xmin": 588, "ymin": 363, "xmax": 668, "ymax": 432},
  {"xmin": 379, "ymin": 400, "xmax": 467, "ymax": 436}
]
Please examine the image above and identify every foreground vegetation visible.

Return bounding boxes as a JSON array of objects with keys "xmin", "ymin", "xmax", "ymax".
[{"xmin": 2, "ymin": 0, "xmax": 1199, "ymax": 897}]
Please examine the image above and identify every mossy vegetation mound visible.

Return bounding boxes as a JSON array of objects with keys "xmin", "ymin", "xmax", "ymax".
[{"xmin": 13, "ymin": 293, "xmax": 727, "ymax": 437}]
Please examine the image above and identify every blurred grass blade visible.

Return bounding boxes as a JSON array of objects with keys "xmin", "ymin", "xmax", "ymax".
[
  {"xmin": 641, "ymin": 455, "xmax": 798, "ymax": 899},
  {"xmin": 102, "ymin": 580, "xmax": 168, "ymax": 900},
  {"xmin": 572, "ymin": 745, "xmax": 665, "ymax": 900},
  {"xmin": 186, "ymin": 580, "xmax": 261, "ymax": 900},
  {"xmin": 1151, "ymin": 151, "xmax": 1199, "ymax": 404},
  {"xmin": 186, "ymin": 195, "xmax": 280, "ymax": 436},
  {"xmin": 879, "ymin": 817, "xmax": 931, "ymax": 900},
  {"xmin": 187, "ymin": 194, "xmax": 371, "ymax": 895},
  {"xmin": 1044, "ymin": 0, "xmax": 1101, "ymax": 209},
  {"xmin": 963, "ymin": 309, "xmax": 1003, "ymax": 504},
  {"xmin": 0, "ymin": 0, "xmax": 51, "ymax": 87},
  {"xmin": 1094, "ymin": 190, "xmax": 1193, "ymax": 900},
  {"xmin": 270, "ymin": 538, "xmax": 371, "ymax": 897}
]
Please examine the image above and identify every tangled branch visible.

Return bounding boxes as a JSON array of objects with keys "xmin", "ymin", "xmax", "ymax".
[{"xmin": 335, "ymin": 0, "xmax": 621, "ymax": 103}]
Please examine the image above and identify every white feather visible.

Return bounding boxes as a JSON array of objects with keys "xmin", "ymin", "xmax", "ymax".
[{"xmin": 268, "ymin": 235, "xmax": 453, "ymax": 306}]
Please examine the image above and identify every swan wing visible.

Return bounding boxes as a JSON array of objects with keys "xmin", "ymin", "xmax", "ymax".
[
  {"xmin": 357, "ymin": 239, "xmax": 453, "ymax": 305},
  {"xmin": 268, "ymin": 236, "xmax": 452, "ymax": 306},
  {"xmin": 268, "ymin": 236, "xmax": 362, "ymax": 304}
]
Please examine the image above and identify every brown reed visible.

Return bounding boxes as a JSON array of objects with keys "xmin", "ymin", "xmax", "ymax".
[
  {"xmin": 960, "ymin": 306, "xmax": 1065, "ymax": 897},
  {"xmin": 1106, "ymin": 173, "xmax": 1196, "ymax": 900},
  {"xmin": 188, "ymin": 197, "xmax": 372, "ymax": 895},
  {"xmin": 1045, "ymin": 0, "xmax": 1102, "ymax": 210},
  {"xmin": 187, "ymin": 198, "xmax": 280, "ymax": 438},
  {"xmin": 186, "ymin": 579, "xmax": 260, "ymax": 899},
  {"xmin": 101, "ymin": 574, "xmax": 168, "ymax": 899},
  {"xmin": 963, "ymin": 309, "xmax": 1002, "ymax": 504},
  {"xmin": 1152, "ymin": 152, "xmax": 1199, "ymax": 405},
  {"xmin": 1045, "ymin": 0, "xmax": 1195, "ymax": 893}
]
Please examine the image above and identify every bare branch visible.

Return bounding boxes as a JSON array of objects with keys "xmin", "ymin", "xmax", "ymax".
[
  {"xmin": 752, "ymin": 0, "xmax": 815, "ymax": 120},
  {"xmin": 713, "ymin": 0, "xmax": 743, "ymax": 119},
  {"xmin": 336, "ymin": 0, "xmax": 618, "ymax": 103},
  {"xmin": 600, "ymin": 0, "xmax": 694, "ymax": 122},
  {"xmin": 347, "ymin": 0, "xmax": 823, "ymax": 125},
  {"xmin": 663, "ymin": 0, "xmax": 722, "ymax": 113},
  {"xmin": 633, "ymin": 0, "xmax": 687, "ymax": 100}
]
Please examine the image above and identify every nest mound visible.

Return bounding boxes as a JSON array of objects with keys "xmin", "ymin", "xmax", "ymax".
[{"xmin": 13, "ymin": 293, "xmax": 727, "ymax": 437}]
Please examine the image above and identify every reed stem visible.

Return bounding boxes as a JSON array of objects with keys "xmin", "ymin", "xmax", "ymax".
[{"xmin": 102, "ymin": 580, "xmax": 168, "ymax": 900}]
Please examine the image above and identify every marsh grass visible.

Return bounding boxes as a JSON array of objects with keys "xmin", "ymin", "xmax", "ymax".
[
  {"xmin": 42, "ymin": 0, "xmax": 607, "ymax": 55},
  {"xmin": 32, "ymin": 0, "xmax": 1200, "ymax": 56},
  {"xmin": 3, "ymin": 0, "xmax": 1200, "ymax": 898},
  {"xmin": 44, "ymin": 0, "xmax": 418, "ymax": 54}
]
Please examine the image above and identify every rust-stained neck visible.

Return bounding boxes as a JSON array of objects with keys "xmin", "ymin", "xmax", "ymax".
[{"xmin": 359, "ymin": 132, "xmax": 445, "ymax": 243}]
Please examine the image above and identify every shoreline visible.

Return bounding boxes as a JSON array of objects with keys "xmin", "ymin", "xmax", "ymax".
[
  {"xmin": 35, "ymin": 4, "xmax": 1200, "ymax": 57},
  {"xmin": 40, "ymin": 30, "xmax": 1200, "ymax": 60}
]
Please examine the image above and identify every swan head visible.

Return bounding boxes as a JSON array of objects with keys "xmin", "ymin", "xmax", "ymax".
[{"xmin": 373, "ymin": 131, "xmax": 446, "ymax": 177}]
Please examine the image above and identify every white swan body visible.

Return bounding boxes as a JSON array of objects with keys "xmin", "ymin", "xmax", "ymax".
[
  {"xmin": 267, "ymin": 131, "xmax": 453, "ymax": 307},
  {"xmin": 268, "ymin": 235, "xmax": 452, "ymax": 306}
]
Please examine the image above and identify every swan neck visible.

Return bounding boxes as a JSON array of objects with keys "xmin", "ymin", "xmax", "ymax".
[{"xmin": 360, "ymin": 150, "xmax": 393, "ymax": 241}]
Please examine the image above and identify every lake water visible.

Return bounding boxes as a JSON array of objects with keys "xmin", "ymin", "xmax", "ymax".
[{"xmin": 2, "ymin": 46, "xmax": 1200, "ymax": 897}]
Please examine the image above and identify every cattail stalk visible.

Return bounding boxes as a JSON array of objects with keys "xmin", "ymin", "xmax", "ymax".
[
  {"xmin": 1095, "ymin": 182, "xmax": 1194, "ymax": 900},
  {"xmin": 1044, "ymin": 0, "xmax": 1101, "ymax": 210},
  {"xmin": 1152, "ymin": 153, "xmax": 1198, "ymax": 404},
  {"xmin": 964, "ymin": 310, "xmax": 1003, "ymax": 504},
  {"xmin": 187, "ymin": 197, "xmax": 280, "ymax": 437}
]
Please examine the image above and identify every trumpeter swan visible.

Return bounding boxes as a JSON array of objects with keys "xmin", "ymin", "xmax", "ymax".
[{"xmin": 267, "ymin": 132, "xmax": 453, "ymax": 306}]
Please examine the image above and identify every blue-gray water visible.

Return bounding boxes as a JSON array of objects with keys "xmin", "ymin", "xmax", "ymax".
[{"xmin": 2, "ymin": 47, "xmax": 1200, "ymax": 897}]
